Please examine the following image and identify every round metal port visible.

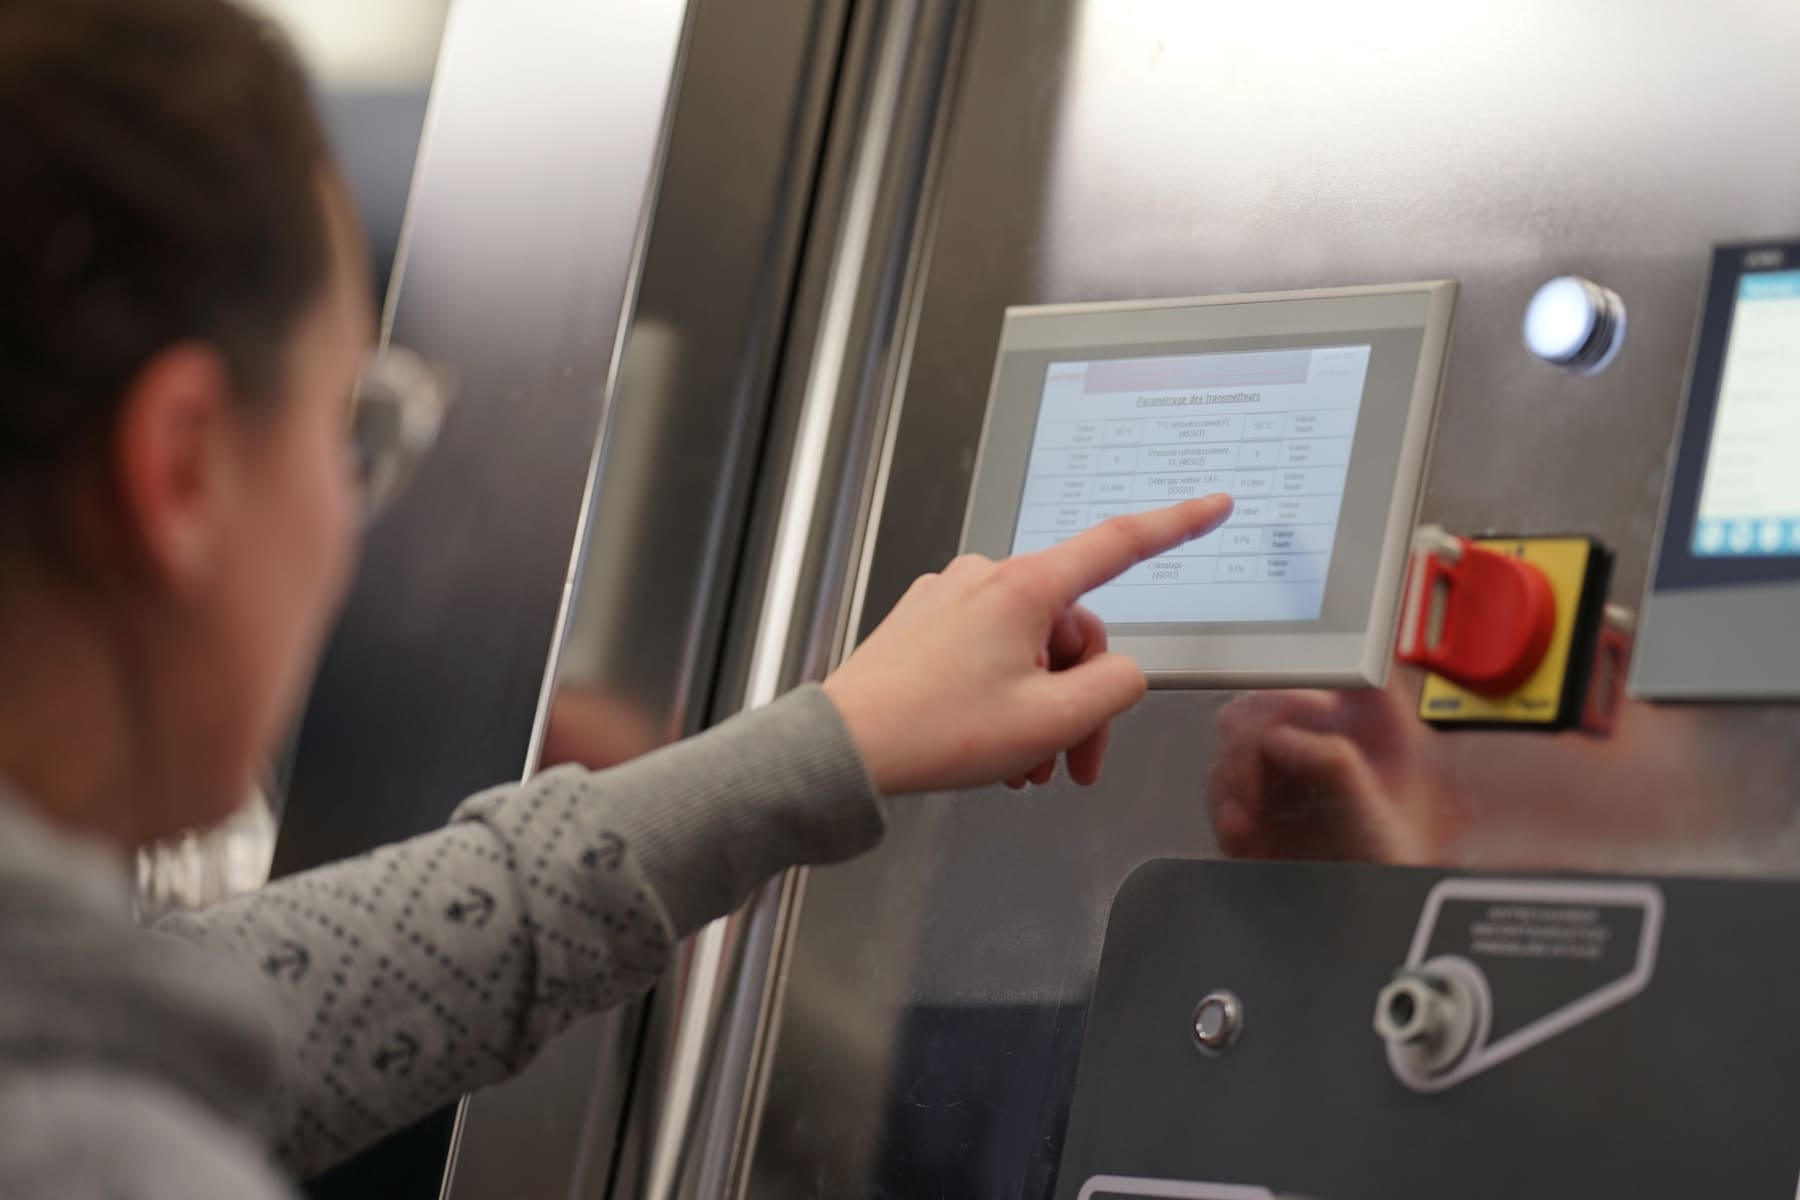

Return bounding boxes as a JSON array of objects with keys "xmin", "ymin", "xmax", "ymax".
[{"xmin": 1374, "ymin": 957, "xmax": 1489, "ymax": 1085}]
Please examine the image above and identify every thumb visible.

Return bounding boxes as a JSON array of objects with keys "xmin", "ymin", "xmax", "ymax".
[{"xmin": 1031, "ymin": 651, "xmax": 1147, "ymax": 741}]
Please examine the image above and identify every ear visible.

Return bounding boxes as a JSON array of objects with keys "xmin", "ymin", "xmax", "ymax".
[{"xmin": 111, "ymin": 343, "xmax": 239, "ymax": 594}]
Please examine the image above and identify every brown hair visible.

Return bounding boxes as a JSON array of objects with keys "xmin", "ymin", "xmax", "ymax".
[{"xmin": 0, "ymin": 0, "xmax": 331, "ymax": 552}]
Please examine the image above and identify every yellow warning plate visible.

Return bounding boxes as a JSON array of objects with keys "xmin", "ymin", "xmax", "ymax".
[{"xmin": 1417, "ymin": 537, "xmax": 1594, "ymax": 726}]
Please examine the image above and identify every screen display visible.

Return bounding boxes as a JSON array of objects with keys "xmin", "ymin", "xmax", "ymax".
[
  {"xmin": 1692, "ymin": 270, "xmax": 1800, "ymax": 558},
  {"xmin": 1009, "ymin": 345, "xmax": 1372, "ymax": 623}
]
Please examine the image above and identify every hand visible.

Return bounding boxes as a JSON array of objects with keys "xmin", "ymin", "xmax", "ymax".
[
  {"xmin": 823, "ymin": 495, "xmax": 1233, "ymax": 796},
  {"xmin": 1207, "ymin": 669, "xmax": 1462, "ymax": 864}
]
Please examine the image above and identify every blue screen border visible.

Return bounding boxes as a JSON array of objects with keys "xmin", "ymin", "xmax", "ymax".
[{"xmin": 1654, "ymin": 239, "xmax": 1800, "ymax": 593}]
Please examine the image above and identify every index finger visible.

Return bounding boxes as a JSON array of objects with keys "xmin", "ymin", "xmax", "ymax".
[{"xmin": 1028, "ymin": 495, "xmax": 1234, "ymax": 608}]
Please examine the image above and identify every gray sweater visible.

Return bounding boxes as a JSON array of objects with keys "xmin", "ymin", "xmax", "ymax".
[{"xmin": 0, "ymin": 685, "xmax": 883, "ymax": 1198}]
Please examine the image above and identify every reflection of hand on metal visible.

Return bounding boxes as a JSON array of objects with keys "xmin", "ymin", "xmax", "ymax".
[
  {"xmin": 1209, "ymin": 666, "xmax": 1794, "ymax": 870},
  {"xmin": 1208, "ymin": 669, "xmax": 1461, "ymax": 864},
  {"xmin": 539, "ymin": 686, "xmax": 667, "ymax": 772}
]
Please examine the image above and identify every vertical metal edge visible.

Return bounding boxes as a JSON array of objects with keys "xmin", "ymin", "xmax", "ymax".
[
  {"xmin": 723, "ymin": 2, "xmax": 978, "ymax": 1194},
  {"xmin": 514, "ymin": 4, "xmax": 703, "ymax": 786},
  {"xmin": 375, "ymin": 0, "xmax": 460, "ymax": 350},
  {"xmin": 633, "ymin": 4, "xmax": 924, "ymax": 1185},
  {"xmin": 641, "ymin": 919, "xmax": 734, "ymax": 1197},
  {"xmin": 565, "ymin": 2, "xmax": 869, "ymax": 1192},
  {"xmin": 627, "ymin": 3, "xmax": 980, "ymax": 1197},
  {"xmin": 431, "ymin": 3, "xmax": 703, "ymax": 1197},
  {"xmin": 839, "ymin": 19, "xmax": 964, "ymax": 647},
  {"xmin": 737, "ymin": 0, "xmax": 920, "ymax": 710},
  {"xmin": 722, "ymin": 866, "xmax": 809, "ymax": 1194},
  {"xmin": 840, "ymin": 0, "xmax": 975, "ymax": 647},
  {"xmin": 731, "ymin": 5, "xmax": 976, "ymax": 1189}
]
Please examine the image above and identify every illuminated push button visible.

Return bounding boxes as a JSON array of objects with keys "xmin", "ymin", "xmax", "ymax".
[{"xmin": 1523, "ymin": 276, "xmax": 1628, "ymax": 374}]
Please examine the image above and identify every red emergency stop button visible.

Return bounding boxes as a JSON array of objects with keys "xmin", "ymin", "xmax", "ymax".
[{"xmin": 1397, "ymin": 528, "xmax": 1556, "ymax": 697}]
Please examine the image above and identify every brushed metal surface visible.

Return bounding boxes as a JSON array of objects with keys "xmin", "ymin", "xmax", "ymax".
[
  {"xmin": 748, "ymin": 1, "xmax": 1800, "ymax": 1196},
  {"xmin": 273, "ymin": 1, "xmax": 692, "ymax": 1197},
  {"xmin": 634, "ymin": 0, "xmax": 928, "ymax": 1185},
  {"xmin": 438, "ymin": 2, "xmax": 858, "ymax": 1198},
  {"xmin": 614, "ymin": 3, "xmax": 974, "ymax": 1197}
]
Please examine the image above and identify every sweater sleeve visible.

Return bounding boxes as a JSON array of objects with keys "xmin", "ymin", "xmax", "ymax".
[{"xmin": 156, "ymin": 685, "xmax": 883, "ymax": 1178}]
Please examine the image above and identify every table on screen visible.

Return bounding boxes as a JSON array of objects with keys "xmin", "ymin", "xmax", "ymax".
[{"xmin": 1010, "ymin": 344, "xmax": 1372, "ymax": 623}]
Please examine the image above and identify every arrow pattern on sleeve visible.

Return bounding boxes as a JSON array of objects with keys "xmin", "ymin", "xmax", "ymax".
[{"xmin": 444, "ymin": 885, "xmax": 495, "ymax": 928}]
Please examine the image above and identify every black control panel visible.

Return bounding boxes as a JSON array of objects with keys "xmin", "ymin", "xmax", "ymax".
[{"xmin": 1055, "ymin": 859, "xmax": 1800, "ymax": 1199}]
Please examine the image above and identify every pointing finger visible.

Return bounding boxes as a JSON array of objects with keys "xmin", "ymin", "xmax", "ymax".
[{"xmin": 1023, "ymin": 495, "xmax": 1233, "ymax": 610}]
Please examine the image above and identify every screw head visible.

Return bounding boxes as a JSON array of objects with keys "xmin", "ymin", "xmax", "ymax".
[{"xmin": 1192, "ymin": 990, "xmax": 1244, "ymax": 1055}]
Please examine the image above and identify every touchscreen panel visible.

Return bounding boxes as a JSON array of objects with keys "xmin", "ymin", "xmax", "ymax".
[
  {"xmin": 1691, "ymin": 270, "xmax": 1800, "ymax": 558},
  {"xmin": 1008, "ymin": 345, "xmax": 1372, "ymax": 622}
]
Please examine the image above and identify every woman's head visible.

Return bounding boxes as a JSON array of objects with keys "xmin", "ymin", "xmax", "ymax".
[{"xmin": 0, "ymin": 0, "xmax": 371, "ymax": 846}]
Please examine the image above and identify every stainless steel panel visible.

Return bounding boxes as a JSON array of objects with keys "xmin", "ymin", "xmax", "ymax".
[
  {"xmin": 439, "ymin": 2, "xmax": 862, "ymax": 1198},
  {"xmin": 273, "ymin": 1, "xmax": 691, "ymax": 1197},
  {"xmin": 748, "ymin": 2, "xmax": 1800, "ymax": 1196},
  {"xmin": 609, "ymin": 2, "xmax": 973, "ymax": 1197}
]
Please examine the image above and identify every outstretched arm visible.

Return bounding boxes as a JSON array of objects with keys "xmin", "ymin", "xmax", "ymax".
[{"xmin": 159, "ymin": 685, "xmax": 877, "ymax": 1177}]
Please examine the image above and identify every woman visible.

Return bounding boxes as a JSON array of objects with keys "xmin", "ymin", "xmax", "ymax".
[{"xmin": 0, "ymin": 1, "xmax": 1231, "ymax": 1196}]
